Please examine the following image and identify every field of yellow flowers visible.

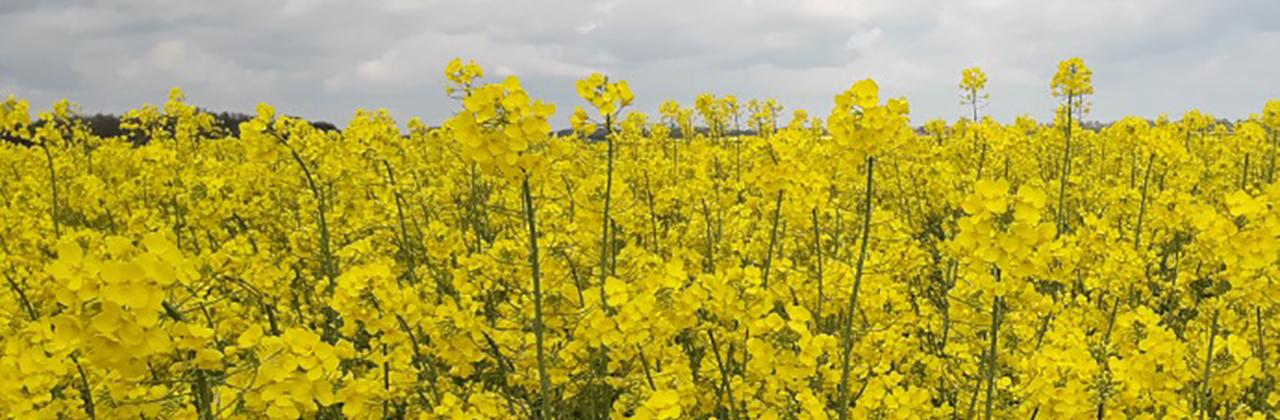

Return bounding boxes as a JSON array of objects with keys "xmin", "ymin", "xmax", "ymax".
[{"xmin": 2, "ymin": 58, "xmax": 1279, "ymax": 419}]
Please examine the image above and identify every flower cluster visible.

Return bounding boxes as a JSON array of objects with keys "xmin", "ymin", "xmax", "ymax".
[
  {"xmin": 445, "ymin": 74, "xmax": 556, "ymax": 180},
  {"xmin": 829, "ymin": 79, "xmax": 913, "ymax": 160}
]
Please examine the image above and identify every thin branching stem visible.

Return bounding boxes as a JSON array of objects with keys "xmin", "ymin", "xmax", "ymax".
[
  {"xmin": 838, "ymin": 156, "xmax": 875, "ymax": 420},
  {"xmin": 522, "ymin": 176, "xmax": 552, "ymax": 420},
  {"xmin": 761, "ymin": 189, "xmax": 784, "ymax": 289},
  {"xmin": 1200, "ymin": 309, "xmax": 1220, "ymax": 420}
]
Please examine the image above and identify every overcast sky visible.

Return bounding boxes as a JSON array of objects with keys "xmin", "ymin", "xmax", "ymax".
[{"xmin": 2, "ymin": 0, "xmax": 1278, "ymax": 129}]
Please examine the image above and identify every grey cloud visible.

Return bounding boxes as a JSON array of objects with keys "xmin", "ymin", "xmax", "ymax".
[{"xmin": 1, "ymin": 0, "xmax": 1278, "ymax": 129}]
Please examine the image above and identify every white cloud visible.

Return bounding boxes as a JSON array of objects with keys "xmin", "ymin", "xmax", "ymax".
[
  {"xmin": 791, "ymin": 0, "xmax": 895, "ymax": 21},
  {"xmin": 591, "ymin": 0, "xmax": 625, "ymax": 15},
  {"xmin": 272, "ymin": 0, "xmax": 329, "ymax": 17},
  {"xmin": 575, "ymin": 22, "xmax": 600, "ymax": 35},
  {"xmin": 326, "ymin": 28, "xmax": 603, "ymax": 93},
  {"xmin": 113, "ymin": 40, "xmax": 277, "ymax": 95},
  {"xmin": 0, "ymin": 0, "xmax": 1277, "ymax": 127},
  {"xmin": 844, "ymin": 28, "xmax": 883, "ymax": 51}
]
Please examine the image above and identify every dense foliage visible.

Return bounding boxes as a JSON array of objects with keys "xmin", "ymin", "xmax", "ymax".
[{"xmin": 3, "ymin": 58, "xmax": 1280, "ymax": 419}]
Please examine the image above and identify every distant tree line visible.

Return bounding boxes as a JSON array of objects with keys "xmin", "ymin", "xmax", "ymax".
[
  {"xmin": 556, "ymin": 125, "xmax": 796, "ymax": 141},
  {"xmin": 1, "ymin": 111, "xmax": 1245, "ymax": 148},
  {"xmin": 1, "ymin": 109, "xmax": 339, "ymax": 147},
  {"xmin": 81, "ymin": 109, "xmax": 338, "ymax": 139},
  {"xmin": 1076, "ymin": 118, "xmax": 1237, "ymax": 131}
]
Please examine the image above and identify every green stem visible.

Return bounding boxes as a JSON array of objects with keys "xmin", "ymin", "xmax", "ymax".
[
  {"xmin": 157, "ymin": 296, "xmax": 217, "ymax": 420},
  {"xmin": 1268, "ymin": 130, "xmax": 1277, "ymax": 184},
  {"xmin": 382, "ymin": 343, "xmax": 391, "ymax": 420},
  {"xmin": 812, "ymin": 208, "xmax": 825, "ymax": 328},
  {"xmin": 1200, "ymin": 310, "xmax": 1220, "ymax": 420},
  {"xmin": 1135, "ymin": 153, "xmax": 1154, "ymax": 249},
  {"xmin": 5, "ymin": 274, "xmax": 39, "ymax": 321},
  {"xmin": 761, "ymin": 189, "xmax": 784, "ymax": 289},
  {"xmin": 1130, "ymin": 153, "xmax": 1138, "ymax": 190},
  {"xmin": 384, "ymin": 161, "xmax": 420, "ymax": 288},
  {"xmin": 1242, "ymin": 153, "xmax": 1251, "ymax": 190},
  {"xmin": 644, "ymin": 171, "xmax": 660, "ymax": 254},
  {"xmin": 972, "ymin": 88, "xmax": 980, "ymax": 122},
  {"xmin": 193, "ymin": 369, "xmax": 215, "ymax": 420},
  {"xmin": 1096, "ymin": 296, "xmax": 1122, "ymax": 419},
  {"xmin": 1057, "ymin": 95, "xmax": 1074, "ymax": 237},
  {"xmin": 280, "ymin": 135, "xmax": 337, "ymax": 286},
  {"xmin": 976, "ymin": 141, "xmax": 987, "ymax": 181},
  {"xmin": 522, "ymin": 177, "xmax": 552, "ymax": 420},
  {"xmin": 984, "ymin": 293, "xmax": 1003, "ymax": 420},
  {"xmin": 702, "ymin": 199, "xmax": 715, "ymax": 274},
  {"xmin": 673, "ymin": 128, "xmax": 680, "ymax": 178},
  {"xmin": 599, "ymin": 130, "xmax": 615, "ymax": 310},
  {"xmin": 1257, "ymin": 307, "xmax": 1268, "ymax": 371},
  {"xmin": 637, "ymin": 345, "xmax": 657, "ymax": 391},
  {"xmin": 735, "ymin": 137, "xmax": 742, "ymax": 182},
  {"xmin": 70, "ymin": 354, "xmax": 96, "ymax": 420},
  {"xmin": 42, "ymin": 144, "xmax": 60, "ymax": 239},
  {"xmin": 837, "ymin": 156, "xmax": 875, "ymax": 420},
  {"xmin": 965, "ymin": 372, "xmax": 982, "ymax": 420},
  {"xmin": 708, "ymin": 329, "xmax": 737, "ymax": 420},
  {"xmin": 396, "ymin": 315, "xmax": 442, "ymax": 405}
]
